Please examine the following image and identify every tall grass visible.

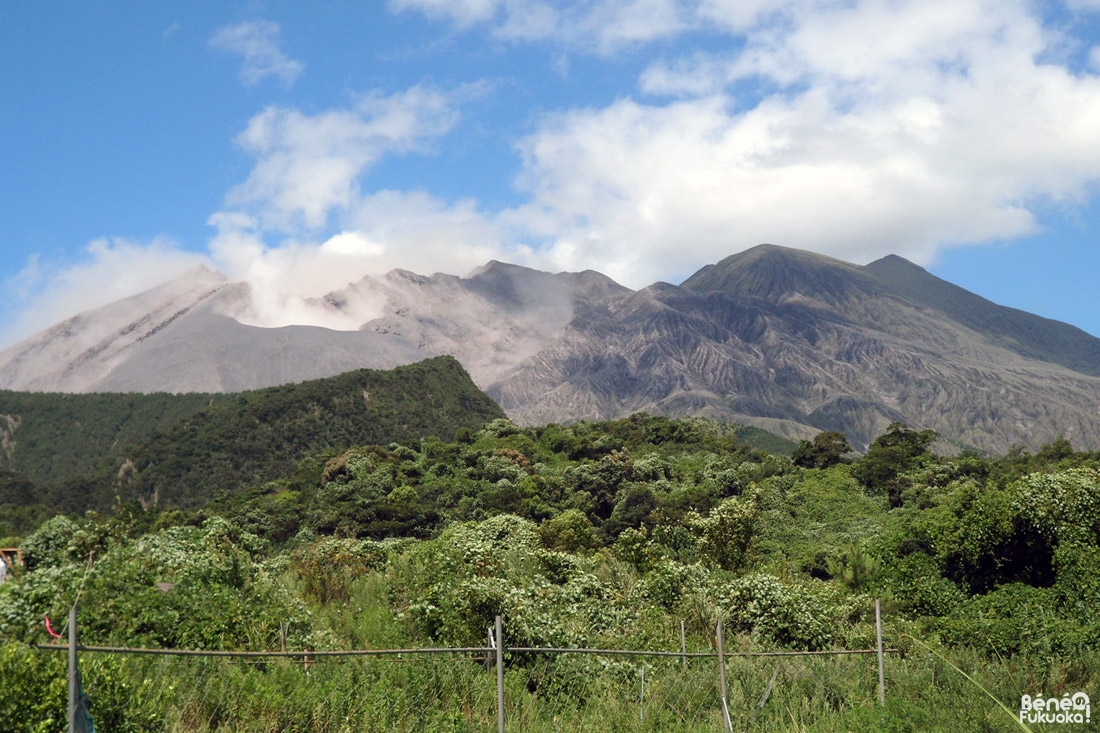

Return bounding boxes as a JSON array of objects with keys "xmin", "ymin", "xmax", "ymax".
[{"xmin": 9, "ymin": 566, "xmax": 1098, "ymax": 731}]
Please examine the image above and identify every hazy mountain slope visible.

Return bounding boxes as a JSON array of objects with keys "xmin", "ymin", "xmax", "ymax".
[
  {"xmin": 0, "ymin": 266, "xmax": 231, "ymax": 392},
  {"xmin": 351, "ymin": 262, "xmax": 626, "ymax": 386},
  {"xmin": 863, "ymin": 254, "xmax": 1100, "ymax": 377},
  {"xmin": 0, "ymin": 262, "xmax": 621, "ymax": 394},
  {"xmin": 94, "ymin": 305, "xmax": 421, "ymax": 393}
]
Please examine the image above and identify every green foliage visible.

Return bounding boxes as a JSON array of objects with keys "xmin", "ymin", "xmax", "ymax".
[
  {"xmin": 538, "ymin": 509, "xmax": 599, "ymax": 553},
  {"xmin": 19, "ymin": 514, "xmax": 84, "ymax": 571},
  {"xmin": 6, "ymin": 357, "xmax": 505, "ymax": 517},
  {"xmin": 936, "ymin": 583, "xmax": 1081, "ymax": 657},
  {"xmin": 0, "ymin": 390, "xmax": 224, "ymax": 487},
  {"xmin": 293, "ymin": 537, "xmax": 389, "ymax": 604},
  {"xmin": 2, "ymin": 517, "xmax": 315, "ymax": 651},
  {"xmin": 792, "ymin": 431, "xmax": 853, "ymax": 469},
  {"xmin": 0, "ymin": 642, "xmax": 66, "ymax": 733},
  {"xmin": 685, "ymin": 494, "xmax": 758, "ymax": 571},
  {"xmin": 2, "ymin": 417, "xmax": 1099, "ymax": 729},
  {"xmin": 714, "ymin": 574, "xmax": 835, "ymax": 650},
  {"xmin": 1012, "ymin": 467, "xmax": 1100, "ymax": 546},
  {"xmin": 851, "ymin": 422, "xmax": 937, "ymax": 507},
  {"xmin": 825, "ymin": 542, "xmax": 879, "ymax": 591}
]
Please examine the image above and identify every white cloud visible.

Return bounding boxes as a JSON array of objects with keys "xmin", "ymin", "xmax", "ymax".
[
  {"xmin": 203, "ymin": 188, "xmax": 525, "ymax": 328},
  {"xmin": 389, "ymin": 0, "xmax": 505, "ymax": 26},
  {"xmin": 209, "ymin": 20, "xmax": 304, "ymax": 87},
  {"xmin": 226, "ymin": 85, "xmax": 466, "ymax": 232},
  {"xmin": 390, "ymin": 0, "xmax": 692, "ymax": 52},
  {"xmin": 213, "ymin": 0, "xmax": 1100, "ymax": 301},
  {"xmin": 141, "ymin": 80, "xmax": 512, "ymax": 332},
  {"xmin": 344, "ymin": 189, "xmax": 524, "ymax": 274},
  {"xmin": 489, "ymin": 0, "xmax": 1100, "ymax": 285}
]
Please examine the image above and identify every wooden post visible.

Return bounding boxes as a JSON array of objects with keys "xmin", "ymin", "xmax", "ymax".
[
  {"xmin": 495, "ymin": 615, "xmax": 505, "ymax": 733},
  {"xmin": 639, "ymin": 665, "xmax": 646, "ymax": 722},
  {"xmin": 67, "ymin": 604, "xmax": 78, "ymax": 733},
  {"xmin": 875, "ymin": 598, "xmax": 885, "ymax": 706},
  {"xmin": 716, "ymin": 619, "xmax": 733, "ymax": 732},
  {"xmin": 680, "ymin": 619, "xmax": 686, "ymax": 667}
]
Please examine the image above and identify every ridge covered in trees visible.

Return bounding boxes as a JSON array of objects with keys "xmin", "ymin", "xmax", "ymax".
[{"xmin": 0, "ymin": 356, "xmax": 507, "ymax": 533}]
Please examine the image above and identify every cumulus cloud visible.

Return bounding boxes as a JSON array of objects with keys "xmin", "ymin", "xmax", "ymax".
[
  {"xmin": 226, "ymin": 85, "xmax": 470, "ymax": 231},
  {"xmin": 0, "ymin": 77, "xmax": 516, "ymax": 346},
  {"xmin": 209, "ymin": 20, "xmax": 304, "ymax": 87},
  {"xmin": 494, "ymin": 0, "xmax": 1100, "ymax": 284},
  {"xmin": 378, "ymin": 0, "xmax": 1100, "ymax": 287},
  {"xmin": 202, "ymin": 81, "xmax": 525, "ymax": 328},
  {"xmin": 343, "ymin": 189, "xmax": 521, "ymax": 274},
  {"xmin": 203, "ymin": 189, "xmax": 528, "ymax": 329}
]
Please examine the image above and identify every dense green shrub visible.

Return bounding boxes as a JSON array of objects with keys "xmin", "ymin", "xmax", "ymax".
[{"xmin": 713, "ymin": 574, "xmax": 835, "ymax": 650}]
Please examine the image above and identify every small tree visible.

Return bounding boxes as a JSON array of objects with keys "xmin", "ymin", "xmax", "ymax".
[
  {"xmin": 792, "ymin": 431, "xmax": 852, "ymax": 469},
  {"xmin": 687, "ymin": 495, "xmax": 758, "ymax": 571},
  {"xmin": 852, "ymin": 422, "xmax": 936, "ymax": 507}
]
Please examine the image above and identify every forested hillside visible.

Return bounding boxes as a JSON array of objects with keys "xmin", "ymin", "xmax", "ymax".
[
  {"xmin": 0, "ymin": 390, "xmax": 225, "ymax": 485},
  {"xmin": 0, "ymin": 356, "xmax": 506, "ymax": 533},
  {"xmin": 1, "ymin": 414, "xmax": 1097, "ymax": 730}
]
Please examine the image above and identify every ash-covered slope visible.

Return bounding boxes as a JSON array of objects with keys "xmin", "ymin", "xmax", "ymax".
[
  {"xmin": 0, "ymin": 266, "xmax": 232, "ymax": 392},
  {"xmin": 3, "ymin": 245, "xmax": 1100, "ymax": 453},
  {"xmin": 0, "ymin": 261, "xmax": 623, "ymax": 393}
]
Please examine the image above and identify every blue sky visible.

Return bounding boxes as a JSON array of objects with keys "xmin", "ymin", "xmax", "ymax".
[{"xmin": 3, "ymin": 0, "xmax": 1100, "ymax": 343}]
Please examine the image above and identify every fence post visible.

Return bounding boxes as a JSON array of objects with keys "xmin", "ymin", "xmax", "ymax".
[
  {"xmin": 67, "ymin": 604, "xmax": 78, "ymax": 733},
  {"xmin": 716, "ymin": 619, "xmax": 733, "ymax": 732},
  {"xmin": 875, "ymin": 598, "xmax": 885, "ymax": 706},
  {"xmin": 496, "ymin": 614, "xmax": 505, "ymax": 733},
  {"xmin": 680, "ymin": 619, "xmax": 686, "ymax": 668}
]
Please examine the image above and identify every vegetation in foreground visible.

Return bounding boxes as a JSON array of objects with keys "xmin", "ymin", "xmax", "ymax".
[{"xmin": 1, "ymin": 415, "xmax": 1098, "ymax": 730}]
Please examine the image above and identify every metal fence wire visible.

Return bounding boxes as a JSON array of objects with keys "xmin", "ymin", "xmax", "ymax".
[{"xmin": 36, "ymin": 608, "xmax": 896, "ymax": 732}]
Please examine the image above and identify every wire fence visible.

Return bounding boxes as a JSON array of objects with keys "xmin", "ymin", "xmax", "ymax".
[{"xmin": 35, "ymin": 604, "xmax": 900, "ymax": 731}]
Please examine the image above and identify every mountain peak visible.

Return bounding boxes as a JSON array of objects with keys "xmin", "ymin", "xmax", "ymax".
[
  {"xmin": 680, "ymin": 243, "xmax": 876, "ymax": 303},
  {"xmin": 467, "ymin": 259, "xmax": 530, "ymax": 277}
]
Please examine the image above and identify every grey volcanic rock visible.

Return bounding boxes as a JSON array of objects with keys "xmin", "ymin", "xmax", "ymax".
[
  {"xmin": 3, "ymin": 245, "xmax": 1100, "ymax": 453},
  {"xmin": 489, "ymin": 245, "xmax": 1100, "ymax": 452}
]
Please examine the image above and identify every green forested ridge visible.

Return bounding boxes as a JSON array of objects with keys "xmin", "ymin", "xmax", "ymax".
[
  {"xmin": 0, "ymin": 356, "xmax": 506, "ymax": 530},
  {"xmin": 1, "ymin": 414, "xmax": 1098, "ymax": 730},
  {"xmin": 0, "ymin": 390, "xmax": 225, "ymax": 484}
]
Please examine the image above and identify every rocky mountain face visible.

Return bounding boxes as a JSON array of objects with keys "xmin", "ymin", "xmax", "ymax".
[{"xmin": 3, "ymin": 244, "xmax": 1100, "ymax": 453}]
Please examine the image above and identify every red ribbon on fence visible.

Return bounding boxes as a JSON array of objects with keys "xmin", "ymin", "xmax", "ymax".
[{"xmin": 44, "ymin": 615, "xmax": 63, "ymax": 640}]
